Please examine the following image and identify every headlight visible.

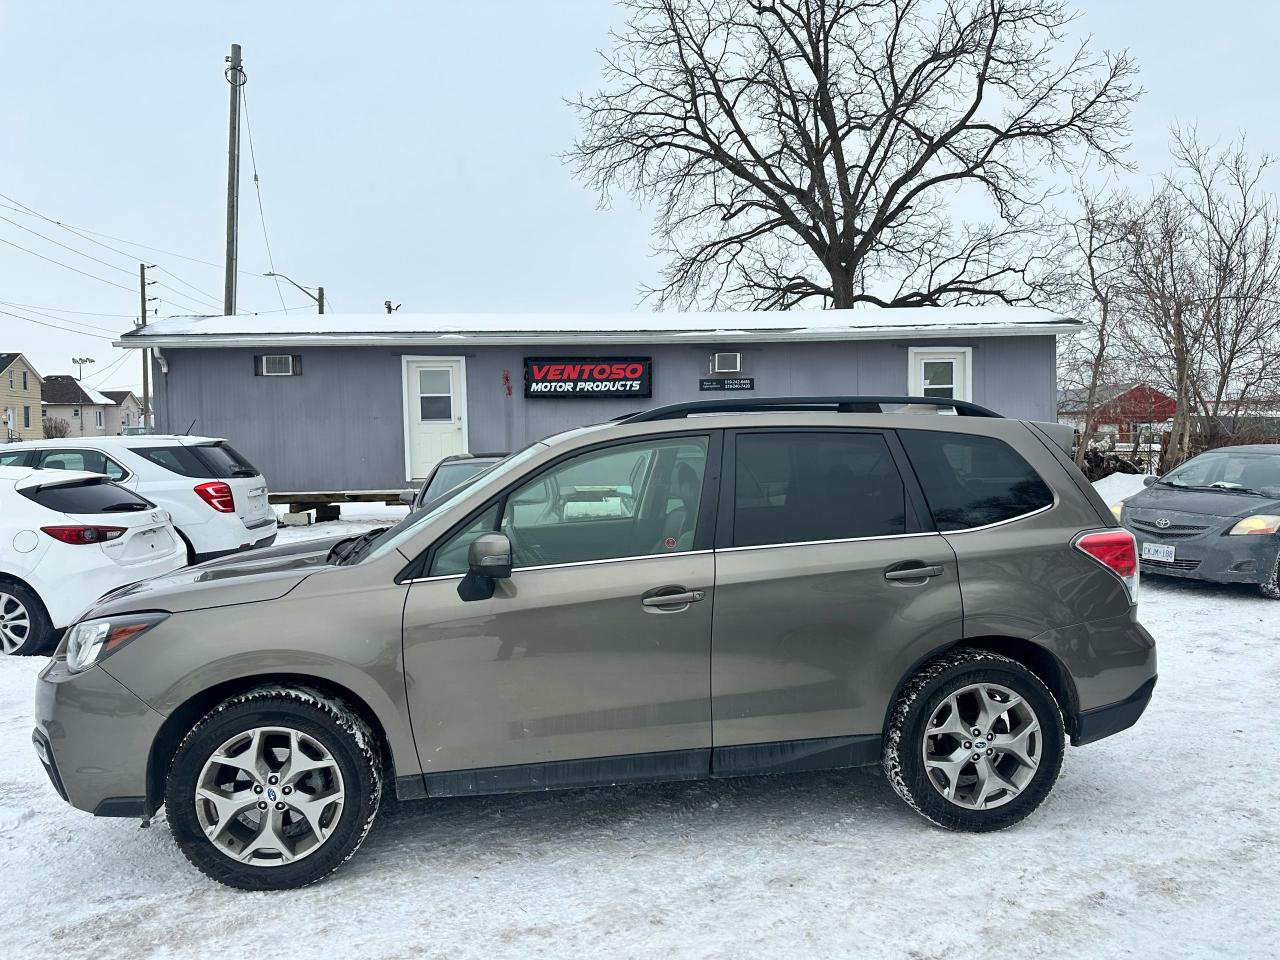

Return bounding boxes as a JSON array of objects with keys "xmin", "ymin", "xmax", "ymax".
[
  {"xmin": 1228, "ymin": 515, "xmax": 1280, "ymax": 536},
  {"xmin": 1110, "ymin": 503, "xmax": 1124, "ymax": 519},
  {"xmin": 64, "ymin": 613, "xmax": 169, "ymax": 673}
]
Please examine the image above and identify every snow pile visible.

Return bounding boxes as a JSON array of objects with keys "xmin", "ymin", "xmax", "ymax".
[{"xmin": 1093, "ymin": 471, "xmax": 1151, "ymax": 506}]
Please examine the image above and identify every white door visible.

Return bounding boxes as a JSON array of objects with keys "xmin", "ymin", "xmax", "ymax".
[{"xmin": 403, "ymin": 357, "xmax": 467, "ymax": 480}]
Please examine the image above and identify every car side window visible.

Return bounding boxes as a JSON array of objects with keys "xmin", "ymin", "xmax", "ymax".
[
  {"xmin": 429, "ymin": 505, "xmax": 501, "ymax": 576},
  {"xmin": 0, "ymin": 451, "xmax": 30, "ymax": 467},
  {"xmin": 732, "ymin": 431, "xmax": 907, "ymax": 547},
  {"xmin": 899, "ymin": 430, "xmax": 1053, "ymax": 531},
  {"xmin": 500, "ymin": 436, "xmax": 709, "ymax": 568},
  {"xmin": 37, "ymin": 448, "xmax": 127, "ymax": 481}
]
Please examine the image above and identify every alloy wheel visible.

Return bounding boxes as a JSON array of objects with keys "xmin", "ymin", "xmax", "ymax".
[
  {"xmin": 0, "ymin": 593, "xmax": 31, "ymax": 655},
  {"xmin": 921, "ymin": 682, "xmax": 1042, "ymax": 810},
  {"xmin": 194, "ymin": 726, "xmax": 346, "ymax": 866}
]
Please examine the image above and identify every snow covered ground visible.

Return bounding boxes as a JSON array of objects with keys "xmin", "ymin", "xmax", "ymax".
[{"xmin": 1, "ymin": 494, "xmax": 1277, "ymax": 959}]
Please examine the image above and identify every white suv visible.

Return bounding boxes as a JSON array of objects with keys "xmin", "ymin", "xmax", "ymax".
[
  {"xmin": 0, "ymin": 437, "xmax": 277, "ymax": 563},
  {"xmin": 0, "ymin": 465, "xmax": 186, "ymax": 655}
]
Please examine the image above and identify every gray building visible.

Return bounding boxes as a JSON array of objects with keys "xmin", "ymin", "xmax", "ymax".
[{"xmin": 117, "ymin": 308, "xmax": 1077, "ymax": 492}]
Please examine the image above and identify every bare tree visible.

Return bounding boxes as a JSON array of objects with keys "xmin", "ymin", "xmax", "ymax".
[
  {"xmin": 571, "ymin": 0, "xmax": 1137, "ymax": 308},
  {"xmin": 1057, "ymin": 184, "xmax": 1134, "ymax": 464},
  {"xmin": 43, "ymin": 417, "xmax": 71, "ymax": 439}
]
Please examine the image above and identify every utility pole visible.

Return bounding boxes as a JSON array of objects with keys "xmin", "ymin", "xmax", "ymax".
[
  {"xmin": 317, "ymin": 286, "xmax": 324, "ymax": 315},
  {"xmin": 139, "ymin": 263, "xmax": 157, "ymax": 430},
  {"xmin": 223, "ymin": 43, "xmax": 244, "ymax": 316}
]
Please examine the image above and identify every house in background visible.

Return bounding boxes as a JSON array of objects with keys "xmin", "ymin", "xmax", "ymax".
[
  {"xmin": 1058, "ymin": 382, "xmax": 1176, "ymax": 446},
  {"xmin": 118, "ymin": 306, "xmax": 1080, "ymax": 492},
  {"xmin": 0, "ymin": 352, "xmax": 43, "ymax": 441},
  {"xmin": 102, "ymin": 390, "xmax": 144, "ymax": 433},
  {"xmin": 41, "ymin": 375, "xmax": 120, "ymax": 437}
]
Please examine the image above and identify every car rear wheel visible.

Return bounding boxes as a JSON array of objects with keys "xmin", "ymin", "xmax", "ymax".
[
  {"xmin": 166, "ymin": 686, "xmax": 382, "ymax": 890},
  {"xmin": 0, "ymin": 580, "xmax": 54, "ymax": 656},
  {"xmin": 883, "ymin": 648, "xmax": 1065, "ymax": 832}
]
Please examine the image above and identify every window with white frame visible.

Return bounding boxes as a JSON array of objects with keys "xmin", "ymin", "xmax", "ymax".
[
  {"xmin": 95, "ymin": 409, "xmax": 103, "ymax": 428},
  {"xmin": 908, "ymin": 347, "xmax": 972, "ymax": 403}
]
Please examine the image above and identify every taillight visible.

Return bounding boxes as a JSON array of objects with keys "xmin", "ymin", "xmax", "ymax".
[
  {"xmin": 40, "ymin": 525, "xmax": 126, "ymax": 545},
  {"xmin": 1074, "ymin": 529, "xmax": 1139, "ymax": 602},
  {"xmin": 194, "ymin": 481, "xmax": 236, "ymax": 513}
]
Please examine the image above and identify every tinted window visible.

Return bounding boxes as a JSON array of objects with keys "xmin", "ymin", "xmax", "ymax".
[
  {"xmin": 37, "ymin": 448, "xmax": 127, "ymax": 481},
  {"xmin": 132, "ymin": 443, "xmax": 258, "ymax": 479},
  {"xmin": 196, "ymin": 442, "xmax": 260, "ymax": 478},
  {"xmin": 0, "ymin": 451, "xmax": 31, "ymax": 467},
  {"xmin": 21, "ymin": 478, "xmax": 152, "ymax": 514},
  {"xmin": 900, "ymin": 430, "xmax": 1053, "ymax": 531},
  {"xmin": 732, "ymin": 432, "xmax": 906, "ymax": 547},
  {"xmin": 501, "ymin": 436, "xmax": 708, "ymax": 568}
]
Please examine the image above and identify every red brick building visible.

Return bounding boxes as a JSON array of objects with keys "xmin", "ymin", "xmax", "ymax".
[{"xmin": 1058, "ymin": 382, "xmax": 1176, "ymax": 444}]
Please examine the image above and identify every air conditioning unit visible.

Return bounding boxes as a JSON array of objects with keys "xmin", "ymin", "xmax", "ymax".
[
  {"xmin": 261, "ymin": 354, "xmax": 295, "ymax": 376},
  {"xmin": 711, "ymin": 352, "xmax": 742, "ymax": 374}
]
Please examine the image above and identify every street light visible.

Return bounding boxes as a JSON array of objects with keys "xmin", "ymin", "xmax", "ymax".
[
  {"xmin": 264, "ymin": 272, "xmax": 325, "ymax": 314},
  {"xmin": 72, "ymin": 357, "xmax": 95, "ymax": 380}
]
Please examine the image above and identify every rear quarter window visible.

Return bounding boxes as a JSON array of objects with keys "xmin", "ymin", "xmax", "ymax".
[
  {"xmin": 900, "ymin": 430, "xmax": 1053, "ymax": 531},
  {"xmin": 131, "ymin": 443, "xmax": 259, "ymax": 479},
  {"xmin": 20, "ymin": 478, "xmax": 153, "ymax": 514}
]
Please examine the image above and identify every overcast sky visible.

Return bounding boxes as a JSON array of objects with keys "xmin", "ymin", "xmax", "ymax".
[{"xmin": 2, "ymin": 1, "xmax": 1278, "ymax": 394}]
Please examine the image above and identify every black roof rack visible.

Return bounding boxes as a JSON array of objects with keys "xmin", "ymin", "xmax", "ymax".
[{"xmin": 619, "ymin": 395, "xmax": 1003, "ymax": 423}]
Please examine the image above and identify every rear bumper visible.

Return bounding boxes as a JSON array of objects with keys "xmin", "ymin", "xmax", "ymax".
[
  {"xmin": 191, "ymin": 529, "xmax": 277, "ymax": 565},
  {"xmin": 1073, "ymin": 675, "xmax": 1157, "ymax": 746}
]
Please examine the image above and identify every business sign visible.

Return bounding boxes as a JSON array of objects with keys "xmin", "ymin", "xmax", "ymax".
[
  {"xmin": 524, "ymin": 357, "xmax": 653, "ymax": 398},
  {"xmin": 699, "ymin": 377, "xmax": 755, "ymax": 392}
]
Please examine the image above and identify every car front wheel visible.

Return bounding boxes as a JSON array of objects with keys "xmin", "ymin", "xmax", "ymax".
[
  {"xmin": 166, "ymin": 686, "xmax": 382, "ymax": 890},
  {"xmin": 883, "ymin": 648, "xmax": 1065, "ymax": 832}
]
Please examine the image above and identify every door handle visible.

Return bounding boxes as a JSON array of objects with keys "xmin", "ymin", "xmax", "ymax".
[
  {"xmin": 884, "ymin": 564, "xmax": 944, "ymax": 582},
  {"xmin": 641, "ymin": 589, "xmax": 705, "ymax": 608}
]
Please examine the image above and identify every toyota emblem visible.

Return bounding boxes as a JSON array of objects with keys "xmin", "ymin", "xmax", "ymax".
[{"xmin": 1155, "ymin": 517, "xmax": 1171, "ymax": 528}]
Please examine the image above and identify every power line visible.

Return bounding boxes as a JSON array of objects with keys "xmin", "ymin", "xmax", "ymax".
[
  {"xmin": 0, "ymin": 305, "xmax": 119, "ymax": 341},
  {"xmin": 0, "ymin": 299, "xmax": 125, "ymax": 333},
  {"xmin": 0, "ymin": 300, "xmax": 137, "ymax": 318},
  {"xmin": 0, "ymin": 234, "xmax": 136, "ymax": 293},
  {"xmin": 239, "ymin": 86, "xmax": 290, "ymax": 314},
  {"xmin": 84, "ymin": 351, "xmax": 132, "ymax": 384}
]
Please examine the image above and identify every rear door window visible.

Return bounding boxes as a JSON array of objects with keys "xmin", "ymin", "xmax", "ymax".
[
  {"xmin": 20, "ymin": 478, "xmax": 153, "ymax": 514},
  {"xmin": 899, "ymin": 430, "xmax": 1053, "ymax": 531},
  {"xmin": 131, "ymin": 443, "xmax": 259, "ymax": 479},
  {"xmin": 0, "ymin": 450, "xmax": 31, "ymax": 467},
  {"xmin": 36, "ymin": 448, "xmax": 128, "ymax": 481},
  {"xmin": 731, "ymin": 431, "xmax": 907, "ymax": 547}
]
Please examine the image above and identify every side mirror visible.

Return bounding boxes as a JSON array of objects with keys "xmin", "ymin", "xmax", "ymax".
[
  {"xmin": 459, "ymin": 533, "xmax": 513, "ymax": 601},
  {"xmin": 398, "ymin": 490, "xmax": 416, "ymax": 506},
  {"xmin": 468, "ymin": 533, "xmax": 512, "ymax": 579},
  {"xmin": 1143, "ymin": 476, "xmax": 1158, "ymax": 487}
]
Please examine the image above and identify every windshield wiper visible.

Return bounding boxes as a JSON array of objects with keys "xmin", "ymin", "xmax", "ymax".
[
  {"xmin": 1208, "ymin": 484, "xmax": 1267, "ymax": 496},
  {"xmin": 329, "ymin": 527, "xmax": 389, "ymax": 565}
]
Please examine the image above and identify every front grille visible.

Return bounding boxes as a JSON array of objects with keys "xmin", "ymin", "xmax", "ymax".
[
  {"xmin": 1140, "ymin": 557, "xmax": 1201, "ymax": 572},
  {"xmin": 1130, "ymin": 518, "xmax": 1209, "ymax": 540}
]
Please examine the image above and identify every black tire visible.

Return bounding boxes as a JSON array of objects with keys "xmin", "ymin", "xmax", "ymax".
[
  {"xmin": 883, "ymin": 647, "xmax": 1065, "ymax": 832},
  {"xmin": 1259, "ymin": 550, "xmax": 1280, "ymax": 601},
  {"xmin": 166, "ymin": 686, "xmax": 382, "ymax": 890},
  {"xmin": 0, "ymin": 578, "xmax": 55, "ymax": 656}
]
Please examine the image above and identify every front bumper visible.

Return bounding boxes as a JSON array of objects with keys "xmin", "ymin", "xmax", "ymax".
[
  {"xmin": 33, "ymin": 657, "xmax": 164, "ymax": 817},
  {"xmin": 1124, "ymin": 509, "xmax": 1279, "ymax": 586}
]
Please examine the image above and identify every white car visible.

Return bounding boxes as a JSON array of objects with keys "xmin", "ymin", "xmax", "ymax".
[
  {"xmin": 0, "ymin": 465, "xmax": 186, "ymax": 655},
  {"xmin": 0, "ymin": 436, "xmax": 276, "ymax": 563}
]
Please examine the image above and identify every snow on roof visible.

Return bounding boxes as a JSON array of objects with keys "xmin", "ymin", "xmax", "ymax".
[{"xmin": 116, "ymin": 306, "xmax": 1077, "ymax": 348}]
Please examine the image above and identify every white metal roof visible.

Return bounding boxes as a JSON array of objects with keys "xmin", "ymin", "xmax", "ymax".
[{"xmin": 115, "ymin": 306, "xmax": 1078, "ymax": 349}]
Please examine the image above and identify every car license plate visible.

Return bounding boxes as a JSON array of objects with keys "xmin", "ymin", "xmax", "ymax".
[{"xmin": 1141, "ymin": 542, "xmax": 1175, "ymax": 562}]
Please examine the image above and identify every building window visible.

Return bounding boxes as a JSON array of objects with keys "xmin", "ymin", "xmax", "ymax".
[
  {"xmin": 23, "ymin": 406, "xmax": 30, "ymax": 429},
  {"xmin": 908, "ymin": 347, "xmax": 972, "ymax": 403},
  {"xmin": 95, "ymin": 409, "xmax": 104, "ymax": 428},
  {"xmin": 22, "ymin": 371, "xmax": 28, "ymax": 390},
  {"xmin": 6, "ymin": 371, "xmax": 12, "ymax": 389},
  {"xmin": 72, "ymin": 408, "xmax": 80, "ymax": 418}
]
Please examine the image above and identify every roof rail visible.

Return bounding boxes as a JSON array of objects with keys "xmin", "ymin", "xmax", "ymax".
[{"xmin": 619, "ymin": 395, "xmax": 1003, "ymax": 423}]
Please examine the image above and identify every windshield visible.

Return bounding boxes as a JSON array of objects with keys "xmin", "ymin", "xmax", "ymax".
[
  {"xmin": 422, "ymin": 460, "xmax": 496, "ymax": 504},
  {"xmin": 1161, "ymin": 450, "xmax": 1280, "ymax": 495},
  {"xmin": 360, "ymin": 443, "xmax": 548, "ymax": 563}
]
